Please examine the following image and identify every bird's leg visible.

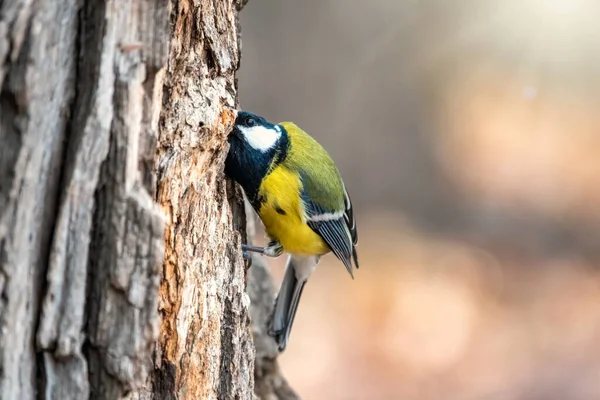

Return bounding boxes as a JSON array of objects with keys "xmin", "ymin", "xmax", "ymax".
[
  {"xmin": 241, "ymin": 240, "xmax": 284, "ymax": 258},
  {"xmin": 241, "ymin": 244, "xmax": 266, "ymax": 256}
]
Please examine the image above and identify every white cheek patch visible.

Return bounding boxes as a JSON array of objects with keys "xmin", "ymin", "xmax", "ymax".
[{"xmin": 239, "ymin": 125, "xmax": 281, "ymax": 152}]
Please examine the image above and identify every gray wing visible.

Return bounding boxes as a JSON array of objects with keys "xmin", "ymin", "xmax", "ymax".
[
  {"xmin": 342, "ymin": 185, "xmax": 359, "ymax": 266},
  {"xmin": 301, "ymin": 183, "xmax": 359, "ymax": 278}
]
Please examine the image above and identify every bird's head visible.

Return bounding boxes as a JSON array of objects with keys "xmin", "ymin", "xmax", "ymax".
[
  {"xmin": 230, "ymin": 111, "xmax": 283, "ymax": 152},
  {"xmin": 225, "ymin": 111, "xmax": 289, "ymax": 199}
]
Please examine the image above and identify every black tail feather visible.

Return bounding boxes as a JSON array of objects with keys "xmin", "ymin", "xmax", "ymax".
[{"xmin": 268, "ymin": 259, "xmax": 307, "ymax": 352}]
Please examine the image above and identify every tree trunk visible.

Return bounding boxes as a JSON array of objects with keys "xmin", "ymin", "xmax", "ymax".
[
  {"xmin": 151, "ymin": 0, "xmax": 254, "ymax": 398},
  {"xmin": 0, "ymin": 0, "xmax": 295, "ymax": 399}
]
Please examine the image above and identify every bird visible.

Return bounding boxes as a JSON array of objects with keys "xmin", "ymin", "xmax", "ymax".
[{"xmin": 224, "ymin": 110, "xmax": 359, "ymax": 352}]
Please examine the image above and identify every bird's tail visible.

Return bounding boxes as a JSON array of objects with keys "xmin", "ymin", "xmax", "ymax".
[{"xmin": 269, "ymin": 256, "xmax": 307, "ymax": 352}]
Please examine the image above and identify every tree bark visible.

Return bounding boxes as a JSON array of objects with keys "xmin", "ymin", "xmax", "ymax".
[
  {"xmin": 1, "ymin": 0, "xmax": 168, "ymax": 398},
  {"xmin": 0, "ymin": 0, "xmax": 295, "ymax": 399},
  {"xmin": 151, "ymin": 0, "xmax": 254, "ymax": 398}
]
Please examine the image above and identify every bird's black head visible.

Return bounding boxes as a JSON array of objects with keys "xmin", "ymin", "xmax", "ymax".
[{"xmin": 225, "ymin": 111, "xmax": 289, "ymax": 205}]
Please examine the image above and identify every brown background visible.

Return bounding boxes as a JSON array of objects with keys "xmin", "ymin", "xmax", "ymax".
[{"xmin": 239, "ymin": 1, "xmax": 600, "ymax": 399}]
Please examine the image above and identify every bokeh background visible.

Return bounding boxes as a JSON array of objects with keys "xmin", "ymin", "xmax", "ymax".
[{"xmin": 238, "ymin": 1, "xmax": 600, "ymax": 399}]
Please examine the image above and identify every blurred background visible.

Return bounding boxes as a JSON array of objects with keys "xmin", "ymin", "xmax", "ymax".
[{"xmin": 238, "ymin": 1, "xmax": 600, "ymax": 399}]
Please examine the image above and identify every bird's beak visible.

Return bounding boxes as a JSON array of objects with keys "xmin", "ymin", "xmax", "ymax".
[
  {"xmin": 221, "ymin": 107, "xmax": 238, "ymax": 133},
  {"xmin": 223, "ymin": 106, "xmax": 238, "ymax": 119}
]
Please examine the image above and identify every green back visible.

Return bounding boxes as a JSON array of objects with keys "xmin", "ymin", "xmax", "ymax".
[{"xmin": 280, "ymin": 122, "xmax": 345, "ymax": 213}]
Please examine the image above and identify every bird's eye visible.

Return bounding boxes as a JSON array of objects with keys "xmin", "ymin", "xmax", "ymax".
[{"xmin": 246, "ymin": 117, "xmax": 256, "ymax": 127}]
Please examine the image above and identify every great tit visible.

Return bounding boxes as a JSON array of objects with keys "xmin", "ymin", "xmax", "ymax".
[{"xmin": 224, "ymin": 110, "xmax": 359, "ymax": 352}]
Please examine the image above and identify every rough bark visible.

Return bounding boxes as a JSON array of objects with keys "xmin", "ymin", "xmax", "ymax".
[
  {"xmin": 0, "ymin": 0, "xmax": 296, "ymax": 399},
  {"xmin": 152, "ymin": 0, "xmax": 255, "ymax": 397},
  {"xmin": 1, "ymin": 0, "xmax": 168, "ymax": 398}
]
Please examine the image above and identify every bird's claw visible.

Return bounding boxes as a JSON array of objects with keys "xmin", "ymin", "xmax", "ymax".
[
  {"xmin": 242, "ymin": 249, "xmax": 253, "ymax": 268},
  {"xmin": 263, "ymin": 242, "xmax": 284, "ymax": 257},
  {"xmin": 241, "ymin": 241, "xmax": 283, "ymax": 258}
]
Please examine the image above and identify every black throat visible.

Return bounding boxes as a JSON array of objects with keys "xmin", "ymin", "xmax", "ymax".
[{"xmin": 224, "ymin": 126, "xmax": 290, "ymax": 210}]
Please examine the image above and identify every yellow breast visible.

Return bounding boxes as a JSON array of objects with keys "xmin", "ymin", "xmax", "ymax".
[{"xmin": 257, "ymin": 166, "xmax": 330, "ymax": 256}]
